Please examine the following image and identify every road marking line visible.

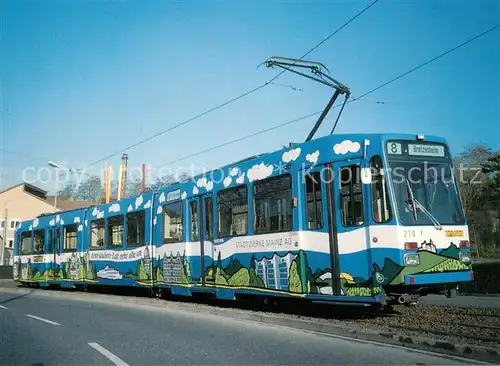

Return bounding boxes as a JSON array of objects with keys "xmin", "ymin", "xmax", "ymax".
[
  {"xmin": 0, "ymin": 305, "xmax": 7, "ymax": 310},
  {"xmin": 88, "ymin": 342, "xmax": 130, "ymax": 366},
  {"xmin": 25, "ymin": 314, "xmax": 60, "ymax": 325}
]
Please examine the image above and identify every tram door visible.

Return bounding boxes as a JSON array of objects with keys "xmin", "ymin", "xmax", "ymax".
[
  {"xmin": 303, "ymin": 164, "xmax": 341, "ymax": 295},
  {"xmin": 52, "ymin": 227, "xmax": 61, "ymax": 281},
  {"xmin": 188, "ymin": 195, "xmax": 208, "ymax": 287},
  {"xmin": 330, "ymin": 158, "xmax": 369, "ymax": 295},
  {"xmin": 48, "ymin": 227, "xmax": 56, "ymax": 280}
]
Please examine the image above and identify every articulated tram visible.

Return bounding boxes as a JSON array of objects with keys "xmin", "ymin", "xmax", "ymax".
[{"xmin": 13, "ymin": 133, "xmax": 473, "ymax": 306}]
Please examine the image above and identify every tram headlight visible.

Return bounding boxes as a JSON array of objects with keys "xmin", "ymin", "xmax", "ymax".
[
  {"xmin": 404, "ymin": 253, "xmax": 420, "ymax": 266},
  {"xmin": 459, "ymin": 252, "xmax": 471, "ymax": 265}
]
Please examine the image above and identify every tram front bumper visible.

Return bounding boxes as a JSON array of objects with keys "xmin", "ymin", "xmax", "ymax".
[{"xmin": 404, "ymin": 270, "xmax": 474, "ymax": 286}]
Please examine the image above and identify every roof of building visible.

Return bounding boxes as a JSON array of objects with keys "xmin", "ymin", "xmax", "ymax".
[
  {"xmin": 45, "ymin": 196, "xmax": 99, "ymax": 210},
  {"xmin": 0, "ymin": 182, "xmax": 48, "ymax": 197},
  {"xmin": 0, "ymin": 182, "xmax": 98, "ymax": 211}
]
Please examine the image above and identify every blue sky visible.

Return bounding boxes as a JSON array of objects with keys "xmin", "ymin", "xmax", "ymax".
[{"xmin": 1, "ymin": 0, "xmax": 499, "ymax": 192}]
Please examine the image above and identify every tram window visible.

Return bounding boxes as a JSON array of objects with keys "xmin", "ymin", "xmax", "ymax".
[
  {"xmin": 90, "ymin": 220, "xmax": 105, "ymax": 249},
  {"xmin": 15, "ymin": 234, "xmax": 20, "ymax": 255},
  {"xmin": 163, "ymin": 201, "xmax": 183, "ymax": 243},
  {"xmin": 64, "ymin": 224, "xmax": 78, "ymax": 252},
  {"xmin": 55, "ymin": 228, "xmax": 61, "ymax": 253},
  {"xmin": 305, "ymin": 172, "xmax": 323, "ymax": 230},
  {"xmin": 33, "ymin": 230, "xmax": 45, "ymax": 254},
  {"xmin": 340, "ymin": 165, "xmax": 364, "ymax": 226},
  {"xmin": 205, "ymin": 197, "xmax": 213, "ymax": 240},
  {"xmin": 190, "ymin": 201, "xmax": 198, "ymax": 241},
  {"xmin": 127, "ymin": 210, "xmax": 145, "ymax": 246},
  {"xmin": 48, "ymin": 229, "xmax": 53, "ymax": 253},
  {"xmin": 107, "ymin": 215, "xmax": 124, "ymax": 247},
  {"xmin": 217, "ymin": 185, "xmax": 248, "ymax": 237},
  {"xmin": 254, "ymin": 174, "xmax": 292, "ymax": 234},
  {"xmin": 21, "ymin": 232, "xmax": 31, "ymax": 254},
  {"xmin": 370, "ymin": 156, "xmax": 392, "ymax": 223}
]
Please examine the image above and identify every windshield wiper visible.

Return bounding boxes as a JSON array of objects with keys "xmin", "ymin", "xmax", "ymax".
[
  {"xmin": 414, "ymin": 199, "xmax": 443, "ymax": 230},
  {"xmin": 405, "ymin": 178, "xmax": 418, "ymax": 222},
  {"xmin": 405, "ymin": 178, "xmax": 443, "ymax": 230}
]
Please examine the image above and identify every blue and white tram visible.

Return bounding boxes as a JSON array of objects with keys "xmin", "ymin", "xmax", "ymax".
[{"xmin": 13, "ymin": 133, "xmax": 473, "ymax": 305}]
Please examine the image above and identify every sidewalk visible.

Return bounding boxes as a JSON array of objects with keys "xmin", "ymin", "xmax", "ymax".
[{"xmin": 0, "ymin": 279, "xmax": 22, "ymax": 289}]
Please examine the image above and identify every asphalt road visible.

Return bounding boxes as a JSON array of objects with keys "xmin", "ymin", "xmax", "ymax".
[{"xmin": 0, "ymin": 290, "xmax": 482, "ymax": 366}]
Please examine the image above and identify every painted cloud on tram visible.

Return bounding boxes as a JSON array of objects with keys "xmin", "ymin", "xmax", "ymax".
[
  {"xmin": 230, "ymin": 167, "xmax": 239, "ymax": 177},
  {"xmin": 333, "ymin": 140, "xmax": 361, "ymax": 155},
  {"xmin": 205, "ymin": 180, "xmax": 214, "ymax": 191},
  {"xmin": 197, "ymin": 177, "xmax": 208, "ymax": 188},
  {"xmin": 247, "ymin": 163, "xmax": 273, "ymax": 182},
  {"xmin": 306, "ymin": 150, "xmax": 320, "ymax": 165},
  {"xmin": 236, "ymin": 173, "xmax": 245, "ymax": 185},
  {"xmin": 223, "ymin": 176, "xmax": 232, "ymax": 188},
  {"xmin": 135, "ymin": 195, "xmax": 144, "ymax": 209},
  {"xmin": 282, "ymin": 148, "xmax": 301, "ymax": 163},
  {"xmin": 109, "ymin": 203, "xmax": 120, "ymax": 213},
  {"xmin": 196, "ymin": 176, "xmax": 213, "ymax": 191}
]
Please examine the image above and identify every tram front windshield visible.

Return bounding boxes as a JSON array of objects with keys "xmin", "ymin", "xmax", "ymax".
[{"xmin": 386, "ymin": 141, "xmax": 465, "ymax": 227}]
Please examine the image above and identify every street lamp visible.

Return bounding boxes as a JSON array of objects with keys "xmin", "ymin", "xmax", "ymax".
[{"xmin": 47, "ymin": 161, "xmax": 60, "ymax": 212}]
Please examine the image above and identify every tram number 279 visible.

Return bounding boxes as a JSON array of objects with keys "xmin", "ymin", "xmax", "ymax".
[{"xmin": 403, "ymin": 229, "xmax": 424, "ymax": 239}]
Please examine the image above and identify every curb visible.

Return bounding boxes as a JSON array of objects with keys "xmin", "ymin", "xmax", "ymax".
[{"xmin": 1, "ymin": 286, "xmax": 498, "ymax": 363}]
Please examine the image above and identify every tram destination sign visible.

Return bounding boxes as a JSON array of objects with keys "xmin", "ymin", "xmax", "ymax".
[
  {"xmin": 407, "ymin": 143, "xmax": 445, "ymax": 157},
  {"xmin": 387, "ymin": 141, "xmax": 447, "ymax": 158},
  {"xmin": 166, "ymin": 189, "xmax": 181, "ymax": 202}
]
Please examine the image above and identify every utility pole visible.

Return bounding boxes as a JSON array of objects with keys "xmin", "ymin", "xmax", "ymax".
[
  {"xmin": 48, "ymin": 161, "xmax": 60, "ymax": 213},
  {"xmin": 0, "ymin": 208, "xmax": 7, "ymax": 266}
]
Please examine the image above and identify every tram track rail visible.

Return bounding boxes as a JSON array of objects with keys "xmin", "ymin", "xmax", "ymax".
[
  {"xmin": 360, "ymin": 319, "xmax": 500, "ymax": 344},
  {"xmin": 352, "ymin": 304, "xmax": 500, "ymax": 348}
]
